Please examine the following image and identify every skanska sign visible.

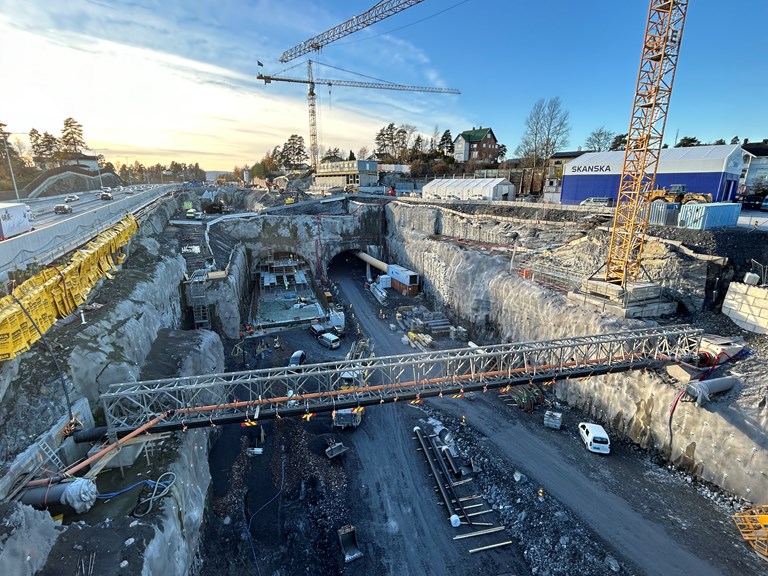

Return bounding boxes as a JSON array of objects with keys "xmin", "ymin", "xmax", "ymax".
[{"xmin": 569, "ymin": 165, "xmax": 612, "ymax": 173}]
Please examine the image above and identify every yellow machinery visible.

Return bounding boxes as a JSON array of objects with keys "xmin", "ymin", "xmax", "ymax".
[
  {"xmin": 732, "ymin": 506, "xmax": 768, "ymax": 560},
  {"xmin": 604, "ymin": 0, "xmax": 688, "ymax": 286},
  {"xmin": 645, "ymin": 183, "xmax": 712, "ymax": 204}
]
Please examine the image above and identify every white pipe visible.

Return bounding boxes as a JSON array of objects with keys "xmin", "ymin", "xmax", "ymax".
[{"xmin": 354, "ymin": 251, "xmax": 388, "ymax": 273}]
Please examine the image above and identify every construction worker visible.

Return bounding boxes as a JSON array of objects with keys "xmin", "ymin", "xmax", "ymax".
[{"xmin": 461, "ymin": 415, "xmax": 467, "ymax": 427}]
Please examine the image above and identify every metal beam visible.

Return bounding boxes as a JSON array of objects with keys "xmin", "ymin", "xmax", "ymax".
[
  {"xmin": 280, "ymin": 0, "xmax": 426, "ymax": 63},
  {"xmin": 102, "ymin": 325, "xmax": 702, "ymax": 434},
  {"xmin": 257, "ymin": 73, "xmax": 460, "ymax": 94}
]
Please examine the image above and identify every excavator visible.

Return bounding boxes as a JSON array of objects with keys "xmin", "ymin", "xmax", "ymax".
[{"xmin": 644, "ymin": 183, "xmax": 712, "ymax": 204}]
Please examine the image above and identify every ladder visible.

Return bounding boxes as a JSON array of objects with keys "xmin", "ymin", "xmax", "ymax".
[{"xmin": 190, "ymin": 269, "xmax": 210, "ymax": 329}]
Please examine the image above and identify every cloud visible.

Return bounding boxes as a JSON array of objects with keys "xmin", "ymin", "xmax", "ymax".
[{"xmin": 0, "ymin": 2, "xmax": 471, "ymax": 170}]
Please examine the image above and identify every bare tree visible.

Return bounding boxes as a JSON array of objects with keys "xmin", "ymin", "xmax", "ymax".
[
  {"xmin": 358, "ymin": 146, "xmax": 369, "ymax": 161},
  {"xmin": 584, "ymin": 127, "xmax": 615, "ymax": 151},
  {"xmin": 515, "ymin": 97, "xmax": 570, "ymax": 163},
  {"xmin": 515, "ymin": 97, "xmax": 570, "ymax": 192}
]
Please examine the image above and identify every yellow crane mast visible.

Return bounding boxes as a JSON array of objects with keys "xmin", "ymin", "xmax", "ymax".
[{"xmin": 604, "ymin": 0, "xmax": 688, "ymax": 286}]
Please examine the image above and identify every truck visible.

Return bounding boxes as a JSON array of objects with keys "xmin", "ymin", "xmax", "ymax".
[
  {"xmin": 645, "ymin": 184, "xmax": 712, "ymax": 204},
  {"xmin": 0, "ymin": 202, "xmax": 34, "ymax": 240}
]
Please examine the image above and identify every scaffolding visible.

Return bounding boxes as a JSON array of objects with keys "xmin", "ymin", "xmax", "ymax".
[
  {"xmin": 101, "ymin": 325, "xmax": 702, "ymax": 433},
  {"xmin": 189, "ymin": 269, "xmax": 210, "ymax": 329},
  {"xmin": 733, "ymin": 506, "xmax": 768, "ymax": 559}
]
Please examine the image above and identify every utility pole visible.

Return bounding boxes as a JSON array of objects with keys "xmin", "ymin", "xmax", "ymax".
[{"xmin": 2, "ymin": 133, "xmax": 20, "ymax": 201}]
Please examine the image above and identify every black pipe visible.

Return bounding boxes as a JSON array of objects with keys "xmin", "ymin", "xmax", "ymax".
[
  {"xmin": 414, "ymin": 426, "xmax": 455, "ymax": 523},
  {"xmin": 429, "ymin": 434, "xmax": 472, "ymax": 526},
  {"xmin": 72, "ymin": 426, "xmax": 109, "ymax": 443}
]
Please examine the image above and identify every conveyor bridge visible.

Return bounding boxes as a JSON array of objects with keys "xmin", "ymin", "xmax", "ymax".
[{"xmin": 101, "ymin": 325, "xmax": 702, "ymax": 434}]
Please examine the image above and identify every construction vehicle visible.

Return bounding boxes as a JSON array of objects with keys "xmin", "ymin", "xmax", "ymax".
[
  {"xmin": 332, "ymin": 407, "xmax": 363, "ymax": 428},
  {"xmin": 645, "ymin": 184, "xmax": 712, "ymax": 204}
]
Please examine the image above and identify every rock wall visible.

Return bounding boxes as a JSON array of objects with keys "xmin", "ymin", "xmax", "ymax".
[
  {"xmin": 142, "ymin": 429, "xmax": 211, "ymax": 576},
  {"xmin": 207, "ymin": 244, "xmax": 249, "ymax": 339},
  {"xmin": 385, "ymin": 203, "xmax": 768, "ymax": 502},
  {"xmin": 722, "ymin": 282, "xmax": 768, "ymax": 334},
  {"xmin": 219, "ymin": 200, "xmax": 385, "ymax": 283}
]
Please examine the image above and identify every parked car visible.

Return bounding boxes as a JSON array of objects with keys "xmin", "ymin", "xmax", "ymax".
[
  {"xmin": 309, "ymin": 323, "xmax": 328, "ymax": 338},
  {"xmin": 54, "ymin": 204, "xmax": 73, "ymax": 214},
  {"xmin": 579, "ymin": 197, "xmax": 613, "ymax": 207},
  {"xmin": 288, "ymin": 350, "xmax": 307, "ymax": 367},
  {"xmin": 64, "ymin": 194, "xmax": 79, "ymax": 202},
  {"xmin": 761, "ymin": 197, "xmax": 768, "ymax": 212},
  {"xmin": 578, "ymin": 422, "xmax": 611, "ymax": 454},
  {"xmin": 741, "ymin": 195, "xmax": 764, "ymax": 211},
  {"xmin": 318, "ymin": 333, "xmax": 341, "ymax": 349}
]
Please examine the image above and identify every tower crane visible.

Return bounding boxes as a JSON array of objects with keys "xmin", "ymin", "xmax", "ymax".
[
  {"xmin": 257, "ymin": 61, "xmax": 459, "ymax": 169},
  {"xmin": 604, "ymin": 0, "xmax": 688, "ymax": 286},
  {"xmin": 279, "ymin": 0, "xmax": 426, "ymax": 63}
]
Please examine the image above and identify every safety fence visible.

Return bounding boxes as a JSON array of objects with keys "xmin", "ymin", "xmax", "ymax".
[{"xmin": 0, "ymin": 214, "xmax": 138, "ymax": 360}]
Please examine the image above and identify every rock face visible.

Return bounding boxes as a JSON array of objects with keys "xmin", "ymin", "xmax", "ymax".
[
  {"xmin": 385, "ymin": 202, "xmax": 768, "ymax": 502},
  {"xmin": 206, "ymin": 244, "xmax": 250, "ymax": 339}
]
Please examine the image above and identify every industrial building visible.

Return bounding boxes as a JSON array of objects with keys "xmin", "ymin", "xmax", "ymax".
[
  {"xmin": 422, "ymin": 178, "xmax": 514, "ymax": 201},
  {"xmin": 561, "ymin": 145, "xmax": 747, "ymax": 205},
  {"xmin": 314, "ymin": 160, "xmax": 378, "ymax": 190}
]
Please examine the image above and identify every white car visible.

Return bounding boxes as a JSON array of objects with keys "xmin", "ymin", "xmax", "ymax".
[
  {"xmin": 64, "ymin": 195, "xmax": 79, "ymax": 202},
  {"xmin": 578, "ymin": 422, "xmax": 611, "ymax": 454}
]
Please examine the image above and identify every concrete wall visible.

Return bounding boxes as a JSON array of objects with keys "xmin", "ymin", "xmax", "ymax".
[
  {"xmin": 722, "ymin": 282, "xmax": 768, "ymax": 334},
  {"xmin": 384, "ymin": 203, "xmax": 768, "ymax": 502}
]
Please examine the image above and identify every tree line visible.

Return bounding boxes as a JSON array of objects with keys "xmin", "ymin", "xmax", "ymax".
[{"xmin": 0, "ymin": 118, "xmax": 208, "ymax": 192}]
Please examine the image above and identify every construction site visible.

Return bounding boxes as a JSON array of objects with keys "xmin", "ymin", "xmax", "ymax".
[{"xmin": 1, "ymin": 1, "xmax": 768, "ymax": 576}]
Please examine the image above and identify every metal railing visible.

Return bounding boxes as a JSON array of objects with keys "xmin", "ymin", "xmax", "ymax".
[{"xmin": 101, "ymin": 325, "xmax": 702, "ymax": 433}]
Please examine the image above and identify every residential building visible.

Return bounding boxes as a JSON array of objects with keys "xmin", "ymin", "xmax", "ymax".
[{"xmin": 453, "ymin": 127, "xmax": 499, "ymax": 163}]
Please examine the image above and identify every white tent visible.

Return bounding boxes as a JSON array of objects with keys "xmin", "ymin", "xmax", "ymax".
[{"xmin": 422, "ymin": 178, "xmax": 514, "ymax": 201}]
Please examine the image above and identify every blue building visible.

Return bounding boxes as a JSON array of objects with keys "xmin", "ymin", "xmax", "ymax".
[{"xmin": 561, "ymin": 145, "xmax": 746, "ymax": 205}]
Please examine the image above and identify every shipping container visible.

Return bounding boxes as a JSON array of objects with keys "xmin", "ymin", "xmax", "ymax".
[
  {"xmin": 0, "ymin": 202, "xmax": 34, "ymax": 240},
  {"xmin": 378, "ymin": 274, "xmax": 391, "ymax": 288},
  {"xmin": 678, "ymin": 202, "xmax": 741, "ymax": 230},
  {"xmin": 391, "ymin": 277, "xmax": 419, "ymax": 297},
  {"xmin": 645, "ymin": 201, "xmax": 680, "ymax": 226},
  {"xmin": 387, "ymin": 264, "xmax": 419, "ymax": 287}
]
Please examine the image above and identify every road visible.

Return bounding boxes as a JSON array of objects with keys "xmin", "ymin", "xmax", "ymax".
[{"xmin": 330, "ymin": 258, "xmax": 764, "ymax": 576}]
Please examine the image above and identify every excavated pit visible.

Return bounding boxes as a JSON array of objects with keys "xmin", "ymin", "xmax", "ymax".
[{"xmin": 1, "ymin": 190, "xmax": 767, "ymax": 576}]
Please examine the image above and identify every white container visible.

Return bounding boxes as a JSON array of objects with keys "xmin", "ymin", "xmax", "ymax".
[
  {"xmin": 678, "ymin": 203, "xmax": 740, "ymax": 230},
  {"xmin": 378, "ymin": 274, "xmax": 391, "ymax": 288}
]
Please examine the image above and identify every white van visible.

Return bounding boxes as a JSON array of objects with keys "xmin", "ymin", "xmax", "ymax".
[
  {"xmin": 579, "ymin": 197, "xmax": 613, "ymax": 207},
  {"xmin": 318, "ymin": 333, "xmax": 340, "ymax": 349},
  {"xmin": 578, "ymin": 422, "xmax": 611, "ymax": 454}
]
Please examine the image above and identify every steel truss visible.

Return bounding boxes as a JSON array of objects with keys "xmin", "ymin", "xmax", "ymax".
[{"xmin": 102, "ymin": 325, "xmax": 702, "ymax": 434}]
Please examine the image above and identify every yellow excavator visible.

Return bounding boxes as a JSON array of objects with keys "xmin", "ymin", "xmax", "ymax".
[{"xmin": 645, "ymin": 184, "xmax": 712, "ymax": 204}]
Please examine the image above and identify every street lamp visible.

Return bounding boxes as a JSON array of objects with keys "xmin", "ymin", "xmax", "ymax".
[{"xmin": 2, "ymin": 132, "xmax": 20, "ymax": 201}]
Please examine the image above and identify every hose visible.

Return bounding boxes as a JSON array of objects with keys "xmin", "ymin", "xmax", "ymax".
[{"xmin": 130, "ymin": 472, "xmax": 177, "ymax": 517}]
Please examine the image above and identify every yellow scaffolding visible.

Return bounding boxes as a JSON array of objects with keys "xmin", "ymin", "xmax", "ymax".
[{"xmin": 733, "ymin": 506, "xmax": 768, "ymax": 560}]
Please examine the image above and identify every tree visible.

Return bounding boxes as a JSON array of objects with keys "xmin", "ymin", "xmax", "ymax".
[
  {"xmin": 39, "ymin": 132, "xmax": 60, "ymax": 163},
  {"xmin": 60, "ymin": 117, "xmax": 87, "ymax": 164},
  {"xmin": 675, "ymin": 135, "xmax": 701, "ymax": 147},
  {"xmin": 730, "ymin": 136, "xmax": 740, "ymax": 145},
  {"xmin": 515, "ymin": 97, "xmax": 570, "ymax": 166},
  {"xmin": 496, "ymin": 144, "xmax": 507, "ymax": 162},
  {"xmin": 320, "ymin": 147, "xmax": 342, "ymax": 163},
  {"xmin": 609, "ymin": 133, "xmax": 627, "ymax": 151},
  {"xmin": 438, "ymin": 129, "xmax": 454, "ymax": 155},
  {"xmin": 712, "ymin": 138, "xmax": 726, "ymax": 145},
  {"xmin": 584, "ymin": 127, "xmax": 615, "ymax": 152},
  {"xmin": 281, "ymin": 134, "xmax": 308, "ymax": 167},
  {"xmin": 348, "ymin": 150, "xmax": 355, "ymax": 161},
  {"xmin": 28, "ymin": 128, "xmax": 42, "ymax": 157},
  {"xmin": 358, "ymin": 146, "xmax": 369, "ymax": 161}
]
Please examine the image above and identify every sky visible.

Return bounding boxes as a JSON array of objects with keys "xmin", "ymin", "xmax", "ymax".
[{"xmin": 1, "ymin": 0, "xmax": 767, "ymax": 172}]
